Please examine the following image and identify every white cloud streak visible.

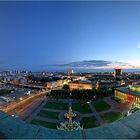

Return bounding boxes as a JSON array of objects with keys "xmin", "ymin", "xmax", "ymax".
[{"xmin": 137, "ymin": 42, "xmax": 140, "ymax": 48}]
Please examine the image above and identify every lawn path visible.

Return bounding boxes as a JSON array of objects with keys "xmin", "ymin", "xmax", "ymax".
[
  {"xmin": 34, "ymin": 115, "xmax": 59, "ymax": 123},
  {"xmin": 89, "ymin": 103, "xmax": 104, "ymax": 125},
  {"xmin": 69, "ymin": 99, "xmax": 73, "ymax": 108},
  {"xmin": 42, "ymin": 108, "xmax": 66, "ymax": 112},
  {"xmin": 104, "ymin": 96, "xmax": 119, "ymax": 109}
]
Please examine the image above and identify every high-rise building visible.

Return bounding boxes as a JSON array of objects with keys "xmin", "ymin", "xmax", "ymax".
[{"xmin": 114, "ymin": 67, "xmax": 122, "ymax": 78}]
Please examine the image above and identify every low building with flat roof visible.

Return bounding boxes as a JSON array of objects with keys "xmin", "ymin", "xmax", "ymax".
[{"xmin": 114, "ymin": 85, "xmax": 140, "ymax": 108}]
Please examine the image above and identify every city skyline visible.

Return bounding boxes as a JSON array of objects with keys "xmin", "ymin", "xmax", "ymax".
[{"xmin": 0, "ymin": 1, "xmax": 140, "ymax": 70}]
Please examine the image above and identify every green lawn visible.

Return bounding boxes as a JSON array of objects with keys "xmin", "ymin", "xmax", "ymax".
[
  {"xmin": 44, "ymin": 102, "xmax": 68, "ymax": 110},
  {"xmin": 101, "ymin": 111, "xmax": 122, "ymax": 123},
  {"xmin": 80, "ymin": 116, "xmax": 99, "ymax": 128},
  {"xmin": 38, "ymin": 110, "xmax": 59, "ymax": 119},
  {"xmin": 31, "ymin": 119, "xmax": 57, "ymax": 129},
  {"xmin": 93, "ymin": 100, "xmax": 111, "ymax": 112},
  {"xmin": 72, "ymin": 102, "xmax": 92, "ymax": 114}
]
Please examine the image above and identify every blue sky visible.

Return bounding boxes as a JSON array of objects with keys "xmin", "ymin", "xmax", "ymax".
[{"xmin": 0, "ymin": 1, "xmax": 140, "ymax": 70}]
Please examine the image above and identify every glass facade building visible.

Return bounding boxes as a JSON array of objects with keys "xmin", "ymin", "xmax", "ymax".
[{"xmin": 114, "ymin": 86, "xmax": 140, "ymax": 108}]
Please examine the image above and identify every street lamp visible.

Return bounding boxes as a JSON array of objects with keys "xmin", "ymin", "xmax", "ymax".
[
  {"xmin": 70, "ymin": 92, "xmax": 72, "ymax": 99},
  {"xmin": 12, "ymin": 110, "xmax": 18, "ymax": 118}
]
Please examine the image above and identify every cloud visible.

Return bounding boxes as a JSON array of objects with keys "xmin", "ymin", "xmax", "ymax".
[
  {"xmin": 137, "ymin": 42, "xmax": 140, "ymax": 48},
  {"xmin": 60, "ymin": 60, "xmax": 111, "ymax": 68},
  {"xmin": 58, "ymin": 60, "xmax": 138, "ymax": 69}
]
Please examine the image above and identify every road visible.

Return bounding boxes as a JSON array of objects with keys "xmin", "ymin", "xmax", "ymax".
[
  {"xmin": 2, "ymin": 92, "xmax": 47, "ymax": 113},
  {"xmin": 0, "ymin": 87, "xmax": 58, "ymax": 120},
  {"xmin": 0, "ymin": 87, "xmax": 35, "ymax": 108},
  {"xmin": 17, "ymin": 96, "xmax": 45, "ymax": 120}
]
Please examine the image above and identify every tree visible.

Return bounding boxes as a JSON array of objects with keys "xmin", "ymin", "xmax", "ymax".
[{"xmin": 63, "ymin": 84, "xmax": 70, "ymax": 91}]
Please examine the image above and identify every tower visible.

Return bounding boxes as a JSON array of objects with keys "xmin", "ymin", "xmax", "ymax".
[{"xmin": 114, "ymin": 67, "xmax": 122, "ymax": 78}]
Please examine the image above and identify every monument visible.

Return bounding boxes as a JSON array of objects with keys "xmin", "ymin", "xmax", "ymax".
[{"xmin": 57, "ymin": 106, "xmax": 83, "ymax": 131}]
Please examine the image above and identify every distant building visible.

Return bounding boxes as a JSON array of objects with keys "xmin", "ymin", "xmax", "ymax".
[
  {"xmin": 46, "ymin": 79, "xmax": 71, "ymax": 90},
  {"xmin": 67, "ymin": 70, "xmax": 75, "ymax": 75},
  {"xmin": 69, "ymin": 81, "xmax": 93, "ymax": 90},
  {"xmin": 96, "ymin": 80, "xmax": 119, "ymax": 89},
  {"xmin": 57, "ymin": 79, "xmax": 71, "ymax": 87},
  {"xmin": 64, "ymin": 76, "xmax": 86, "ymax": 81},
  {"xmin": 114, "ymin": 85, "xmax": 140, "ymax": 108},
  {"xmin": 114, "ymin": 68, "xmax": 122, "ymax": 78},
  {"xmin": 92, "ymin": 74, "xmax": 115, "ymax": 81}
]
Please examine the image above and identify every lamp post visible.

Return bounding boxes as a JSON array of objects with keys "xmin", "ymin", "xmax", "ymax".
[
  {"xmin": 70, "ymin": 92, "xmax": 72, "ymax": 99},
  {"xmin": 12, "ymin": 110, "xmax": 18, "ymax": 118}
]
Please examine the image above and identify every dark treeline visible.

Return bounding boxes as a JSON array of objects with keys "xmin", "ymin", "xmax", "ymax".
[
  {"xmin": 27, "ymin": 75, "xmax": 61, "ymax": 83},
  {"xmin": 48, "ymin": 87, "xmax": 113, "ymax": 100}
]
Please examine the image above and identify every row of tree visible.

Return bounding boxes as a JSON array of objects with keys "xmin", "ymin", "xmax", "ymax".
[
  {"xmin": 48, "ymin": 84, "xmax": 113, "ymax": 100},
  {"xmin": 49, "ymin": 89, "xmax": 69, "ymax": 99},
  {"xmin": 27, "ymin": 75, "xmax": 61, "ymax": 83}
]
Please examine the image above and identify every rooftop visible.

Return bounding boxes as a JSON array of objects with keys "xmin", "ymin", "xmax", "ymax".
[
  {"xmin": 0, "ymin": 111, "xmax": 140, "ymax": 139},
  {"xmin": 115, "ymin": 86, "xmax": 140, "ymax": 97}
]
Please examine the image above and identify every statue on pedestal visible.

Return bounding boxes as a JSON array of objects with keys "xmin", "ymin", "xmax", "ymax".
[{"xmin": 57, "ymin": 106, "xmax": 83, "ymax": 131}]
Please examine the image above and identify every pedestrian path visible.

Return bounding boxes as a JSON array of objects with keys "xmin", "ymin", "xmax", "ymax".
[
  {"xmin": 42, "ymin": 108, "xmax": 66, "ymax": 112},
  {"xmin": 104, "ymin": 96, "xmax": 119, "ymax": 109},
  {"xmin": 89, "ymin": 103, "xmax": 104, "ymax": 125},
  {"xmin": 34, "ymin": 115, "xmax": 59, "ymax": 123},
  {"xmin": 69, "ymin": 99, "xmax": 73, "ymax": 107}
]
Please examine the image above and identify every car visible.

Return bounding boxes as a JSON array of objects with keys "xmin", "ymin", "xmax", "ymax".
[
  {"xmin": 0, "ymin": 96, "xmax": 10, "ymax": 102},
  {"xmin": 24, "ymin": 91, "xmax": 31, "ymax": 95}
]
